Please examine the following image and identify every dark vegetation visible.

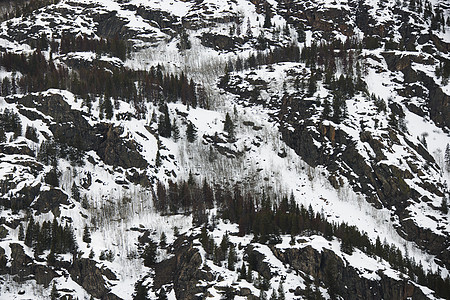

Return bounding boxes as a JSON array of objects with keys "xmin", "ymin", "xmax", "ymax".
[
  {"xmin": 0, "ymin": 43, "xmax": 205, "ymax": 121},
  {"xmin": 24, "ymin": 216, "xmax": 77, "ymax": 260},
  {"xmin": 154, "ymin": 178, "xmax": 450, "ymax": 299}
]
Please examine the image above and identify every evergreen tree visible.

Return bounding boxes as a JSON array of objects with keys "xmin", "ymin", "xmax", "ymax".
[
  {"xmin": 18, "ymin": 223, "xmax": 24, "ymax": 241},
  {"xmin": 445, "ymin": 143, "xmax": 450, "ymax": 172},
  {"xmin": 223, "ymin": 112, "xmax": 235, "ymax": 141},
  {"xmin": 71, "ymin": 183, "xmax": 80, "ymax": 202},
  {"xmin": 227, "ymin": 244, "xmax": 237, "ymax": 271},
  {"xmin": 102, "ymin": 97, "xmax": 113, "ymax": 120},
  {"xmin": 141, "ymin": 240, "xmax": 157, "ymax": 267},
  {"xmin": 322, "ymin": 99, "xmax": 331, "ymax": 120},
  {"xmin": 246, "ymin": 19, "xmax": 253, "ymax": 37},
  {"xmin": 263, "ymin": 5, "xmax": 272, "ymax": 28},
  {"xmin": 222, "ymin": 285, "xmax": 235, "ymax": 300},
  {"xmin": 83, "ymin": 225, "xmax": 91, "ymax": 244},
  {"xmin": 158, "ymin": 288, "xmax": 168, "ymax": 300},
  {"xmin": 332, "ymin": 92, "xmax": 347, "ymax": 123},
  {"xmin": 278, "ymin": 282, "xmax": 285, "ymax": 300},
  {"xmin": 160, "ymin": 232, "xmax": 167, "ymax": 248},
  {"xmin": 239, "ymin": 263, "xmax": 247, "ymax": 280},
  {"xmin": 269, "ymin": 289, "xmax": 277, "ymax": 300},
  {"xmin": 0, "ymin": 127, "xmax": 5, "ymax": 143},
  {"xmin": 177, "ymin": 29, "xmax": 191, "ymax": 51},
  {"xmin": 246, "ymin": 265, "xmax": 253, "ymax": 283},
  {"xmin": 186, "ymin": 122, "xmax": 197, "ymax": 143},
  {"xmin": 155, "ymin": 150, "xmax": 162, "ymax": 168},
  {"xmin": 25, "ymin": 216, "xmax": 35, "ymax": 247},
  {"xmin": 172, "ymin": 119, "xmax": 180, "ymax": 141},
  {"xmin": 259, "ymin": 289, "xmax": 267, "ymax": 300},
  {"xmin": 47, "ymin": 248, "xmax": 56, "ymax": 265},
  {"xmin": 50, "ymin": 282, "xmax": 59, "ymax": 300},
  {"xmin": 25, "ymin": 125, "xmax": 38, "ymax": 142},
  {"xmin": 133, "ymin": 279, "xmax": 149, "ymax": 300},
  {"xmin": 441, "ymin": 197, "xmax": 448, "ymax": 214},
  {"xmin": 208, "ymin": 145, "xmax": 217, "ymax": 162}
]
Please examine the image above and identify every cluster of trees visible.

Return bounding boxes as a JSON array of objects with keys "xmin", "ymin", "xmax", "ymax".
[
  {"xmin": 59, "ymin": 34, "xmax": 127, "ymax": 60},
  {"xmin": 0, "ymin": 0, "xmax": 60, "ymax": 21},
  {"xmin": 200, "ymin": 229, "xmax": 238, "ymax": 271},
  {"xmin": 37, "ymin": 138, "xmax": 84, "ymax": 167},
  {"xmin": 154, "ymin": 176, "xmax": 214, "ymax": 222},
  {"xmin": 152, "ymin": 179, "xmax": 450, "ymax": 299},
  {"xmin": 221, "ymin": 44, "xmax": 301, "ymax": 80},
  {"xmin": 0, "ymin": 49, "xmax": 206, "ymax": 120},
  {"xmin": 0, "ymin": 108, "xmax": 22, "ymax": 141},
  {"xmin": 406, "ymin": 0, "xmax": 449, "ymax": 32},
  {"xmin": 21, "ymin": 216, "xmax": 77, "ymax": 259}
]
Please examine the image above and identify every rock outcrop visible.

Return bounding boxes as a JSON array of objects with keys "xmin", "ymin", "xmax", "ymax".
[
  {"xmin": 154, "ymin": 236, "xmax": 213, "ymax": 300},
  {"xmin": 270, "ymin": 245, "xmax": 429, "ymax": 300}
]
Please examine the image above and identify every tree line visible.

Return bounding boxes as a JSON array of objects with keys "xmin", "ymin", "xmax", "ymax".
[
  {"xmin": 152, "ymin": 178, "xmax": 450, "ymax": 299},
  {"xmin": 0, "ymin": 50, "xmax": 206, "ymax": 119}
]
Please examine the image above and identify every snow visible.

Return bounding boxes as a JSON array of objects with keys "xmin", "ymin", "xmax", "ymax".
[{"xmin": 0, "ymin": 0, "xmax": 449, "ymax": 298}]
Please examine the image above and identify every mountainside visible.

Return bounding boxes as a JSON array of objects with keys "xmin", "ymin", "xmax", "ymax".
[{"xmin": 0, "ymin": 0, "xmax": 449, "ymax": 299}]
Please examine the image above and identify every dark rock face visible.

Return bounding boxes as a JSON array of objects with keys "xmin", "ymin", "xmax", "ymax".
[
  {"xmin": 96, "ymin": 123, "xmax": 148, "ymax": 169},
  {"xmin": 5, "ymin": 183, "xmax": 41, "ymax": 212},
  {"xmin": 94, "ymin": 11, "xmax": 128, "ymax": 38},
  {"xmin": 32, "ymin": 188, "xmax": 69, "ymax": 214},
  {"xmin": 0, "ymin": 143, "xmax": 35, "ymax": 156},
  {"xmin": 8, "ymin": 243, "xmax": 57, "ymax": 287},
  {"xmin": 6, "ymin": 93, "xmax": 148, "ymax": 170},
  {"xmin": 280, "ymin": 121, "xmax": 449, "ymax": 268},
  {"xmin": 69, "ymin": 258, "xmax": 120, "ymax": 299},
  {"xmin": 201, "ymin": 33, "xmax": 243, "ymax": 51},
  {"xmin": 136, "ymin": 6, "xmax": 180, "ymax": 34},
  {"xmin": 154, "ymin": 236, "xmax": 213, "ymax": 300},
  {"xmin": 382, "ymin": 52, "xmax": 450, "ymax": 129},
  {"xmin": 271, "ymin": 245, "xmax": 429, "ymax": 300}
]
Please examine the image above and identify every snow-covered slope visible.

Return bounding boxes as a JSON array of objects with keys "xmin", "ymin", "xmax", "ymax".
[{"xmin": 0, "ymin": 0, "xmax": 449, "ymax": 299}]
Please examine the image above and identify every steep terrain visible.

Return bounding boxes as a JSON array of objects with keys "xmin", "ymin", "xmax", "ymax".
[{"xmin": 0, "ymin": 0, "xmax": 449, "ymax": 299}]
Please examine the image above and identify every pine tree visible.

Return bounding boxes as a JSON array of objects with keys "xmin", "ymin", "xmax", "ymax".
[
  {"xmin": 247, "ymin": 265, "xmax": 253, "ymax": 283},
  {"xmin": 278, "ymin": 282, "xmax": 285, "ymax": 300},
  {"xmin": 71, "ymin": 183, "xmax": 80, "ymax": 202},
  {"xmin": 322, "ymin": 99, "xmax": 331, "ymax": 120},
  {"xmin": 160, "ymin": 232, "xmax": 167, "ymax": 248},
  {"xmin": 269, "ymin": 289, "xmax": 277, "ymax": 300},
  {"xmin": 158, "ymin": 288, "xmax": 168, "ymax": 300},
  {"xmin": 172, "ymin": 120, "xmax": 180, "ymax": 141},
  {"xmin": 50, "ymin": 282, "xmax": 59, "ymax": 300},
  {"xmin": 83, "ymin": 225, "xmax": 91, "ymax": 244},
  {"xmin": 186, "ymin": 122, "xmax": 197, "ymax": 143},
  {"xmin": 25, "ymin": 216, "xmax": 35, "ymax": 247},
  {"xmin": 246, "ymin": 19, "xmax": 253, "ymax": 37},
  {"xmin": 445, "ymin": 143, "xmax": 450, "ymax": 172},
  {"xmin": 102, "ymin": 97, "xmax": 114, "ymax": 120},
  {"xmin": 441, "ymin": 197, "xmax": 448, "ymax": 214},
  {"xmin": 133, "ymin": 279, "xmax": 149, "ymax": 300},
  {"xmin": 223, "ymin": 112, "xmax": 235, "ymax": 141},
  {"xmin": 141, "ymin": 241, "xmax": 157, "ymax": 267},
  {"xmin": 263, "ymin": 5, "xmax": 272, "ymax": 28},
  {"xmin": 239, "ymin": 263, "xmax": 247, "ymax": 280},
  {"xmin": 155, "ymin": 150, "xmax": 162, "ymax": 168},
  {"xmin": 227, "ymin": 244, "xmax": 237, "ymax": 271},
  {"xmin": 18, "ymin": 223, "xmax": 24, "ymax": 241}
]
